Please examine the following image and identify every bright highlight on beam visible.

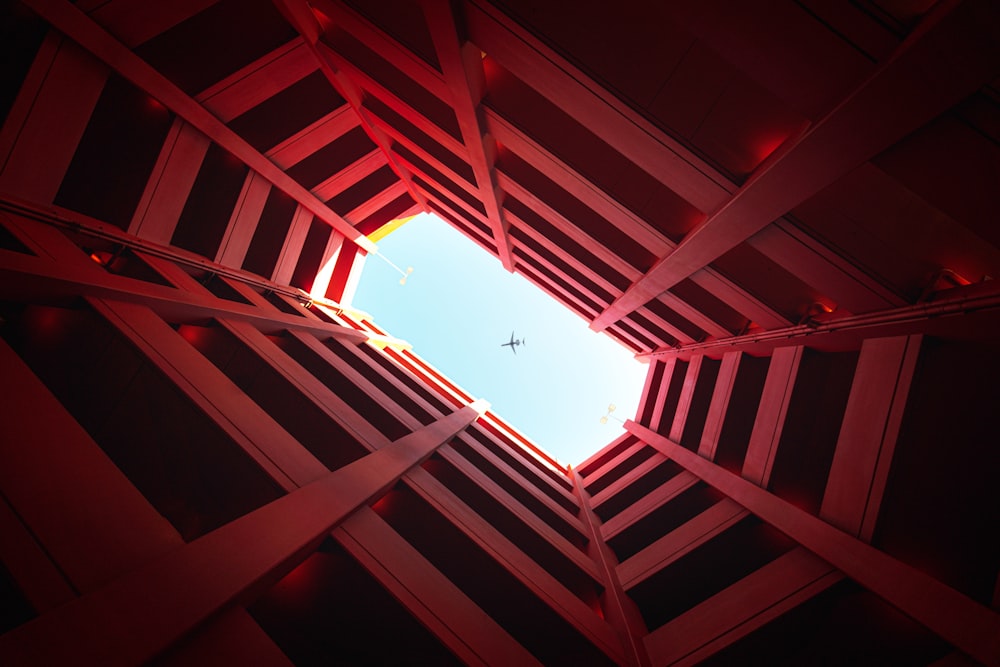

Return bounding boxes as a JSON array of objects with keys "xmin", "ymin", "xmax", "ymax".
[{"xmin": 469, "ymin": 398, "xmax": 492, "ymax": 416}]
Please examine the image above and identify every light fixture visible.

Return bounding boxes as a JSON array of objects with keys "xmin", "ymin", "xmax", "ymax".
[
  {"xmin": 599, "ymin": 403, "xmax": 623, "ymax": 425},
  {"xmin": 373, "ymin": 249, "xmax": 413, "ymax": 286}
]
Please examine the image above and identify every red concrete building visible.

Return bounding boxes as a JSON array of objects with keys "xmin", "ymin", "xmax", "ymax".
[{"xmin": 1, "ymin": 0, "xmax": 999, "ymax": 664}]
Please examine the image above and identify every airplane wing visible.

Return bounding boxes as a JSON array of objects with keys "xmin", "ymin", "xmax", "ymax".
[{"xmin": 509, "ymin": 331, "xmax": 515, "ymax": 345}]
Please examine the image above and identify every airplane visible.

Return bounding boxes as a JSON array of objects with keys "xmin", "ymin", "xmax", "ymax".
[{"xmin": 500, "ymin": 331, "xmax": 525, "ymax": 354}]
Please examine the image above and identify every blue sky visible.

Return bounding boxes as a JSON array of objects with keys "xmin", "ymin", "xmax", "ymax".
[{"xmin": 350, "ymin": 212, "xmax": 648, "ymax": 465}]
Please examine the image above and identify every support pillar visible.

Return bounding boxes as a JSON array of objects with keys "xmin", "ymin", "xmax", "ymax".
[
  {"xmin": 647, "ymin": 358, "xmax": 678, "ymax": 432},
  {"xmin": 271, "ymin": 205, "xmax": 313, "ymax": 285},
  {"xmin": 128, "ymin": 118, "xmax": 210, "ymax": 243},
  {"xmin": 625, "ymin": 420, "xmax": 1000, "ymax": 667},
  {"xmin": 741, "ymin": 346, "xmax": 803, "ymax": 486},
  {"xmin": 644, "ymin": 547, "xmax": 841, "ymax": 666},
  {"xmin": 0, "ymin": 338, "xmax": 182, "ymax": 595},
  {"xmin": 698, "ymin": 351, "xmax": 742, "ymax": 461},
  {"xmin": 570, "ymin": 470, "xmax": 651, "ymax": 667},
  {"xmin": 334, "ymin": 506, "xmax": 540, "ymax": 667},
  {"xmin": 325, "ymin": 241, "xmax": 366, "ymax": 305},
  {"xmin": 819, "ymin": 334, "xmax": 922, "ymax": 540},
  {"xmin": 90, "ymin": 298, "xmax": 326, "ymax": 490},
  {"xmin": 215, "ymin": 170, "xmax": 272, "ymax": 269},
  {"xmin": 0, "ymin": 33, "xmax": 107, "ymax": 203},
  {"xmin": 0, "ymin": 402, "xmax": 487, "ymax": 666},
  {"xmin": 309, "ymin": 231, "xmax": 346, "ymax": 299},
  {"xmin": 668, "ymin": 354, "xmax": 705, "ymax": 443}
]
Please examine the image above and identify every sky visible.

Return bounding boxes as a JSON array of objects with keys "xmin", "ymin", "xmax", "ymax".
[{"xmin": 350, "ymin": 212, "xmax": 648, "ymax": 465}]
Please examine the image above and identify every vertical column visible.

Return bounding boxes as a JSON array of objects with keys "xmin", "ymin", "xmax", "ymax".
[
  {"xmin": 698, "ymin": 351, "xmax": 742, "ymax": 460},
  {"xmin": 0, "ymin": 34, "xmax": 108, "ymax": 203},
  {"xmin": 820, "ymin": 335, "xmax": 921, "ymax": 540},
  {"xmin": 271, "ymin": 205, "xmax": 313, "ymax": 285},
  {"xmin": 647, "ymin": 358, "xmax": 677, "ymax": 432},
  {"xmin": 309, "ymin": 231, "xmax": 346, "ymax": 299},
  {"xmin": 215, "ymin": 171, "xmax": 272, "ymax": 269},
  {"xmin": 633, "ymin": 360, "xmax": 664, "ymax": 428},
  {"xmin": 325, "ymin": 242, "xmax": 366, "ymax": 305},
  {"xmin": 128, "ymin": 118, "xmax": 210, "ymax": 243},
  {"xmin": 668, "ymin": 354, "xmax": 705, "ymax": 443},
  {"xmin": 570, "ymin": 470, "xmax": 650, "ymax": 667},
  {"xmin": 741, "ymin": 345, "xmax": 803, "ymax": 486}
]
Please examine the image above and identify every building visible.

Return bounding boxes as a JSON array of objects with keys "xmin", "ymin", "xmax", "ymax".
[{"xmin": 1, "ymin": 0, "xmax": 999, "ymax": 664}]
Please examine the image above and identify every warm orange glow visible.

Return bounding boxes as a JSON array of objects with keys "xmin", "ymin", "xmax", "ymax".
[
  {"xmin": 800, "ymin": 301, "xmax": 837, "ymax": 325},
  {"xmin": 89, "ymin": 251, "xmax": 111, "ymax": 266},
  {"xmin": 944, "ymin": 269, "xmax": 971, "ymax": 287}
]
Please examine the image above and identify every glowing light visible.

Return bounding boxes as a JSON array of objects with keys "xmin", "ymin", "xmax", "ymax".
[
  {"xmin": 753, "ymin": 134, "xmax": 788, "ymax": 164},
  {"xmin": 145, "ymin": 96, "xmax": 168, "ymax": 114}
]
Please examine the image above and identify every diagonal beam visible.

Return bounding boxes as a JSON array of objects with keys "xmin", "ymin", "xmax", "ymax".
[
  {"xmin": 318, "ymin": 38, "xmax": 467, "ymax": 157},
  {"xmin": 84, "ymin": 0, "xmax": 218, "ymax": 48},
  {"xmin": 0, "ymin": 402, "xmax": 488, "ymax": 666},
  {"xmin": 463, "ymin": 0, "xmax": 732, "ymax": 213},
  {"xmin": 311, "ymin": 148, "xmax": 387, "ymax": 201},
  {"xmin": 344, "ymin": 180, "xmax": 408, "ymax": 224},
  {"xmin": 487, "ymin": 113, "xmax": 738, "ymax": 337},
  {"xmin": 571, "ymin": 470, "xmax": 651, "ymax": 667},
  {"xmin": 195, "ymin": 38, "xmax": 316, "ymax": 122},
  {"xmin": 313, "ymin": 0, "xmax": 450, "ymax": 101},
  {"xmin": 498, "ymin": 171, "xmax": 642, "ymax": 281},
  {"xmin": 266, "ymin": 105, "xmax": 361, "ymax": 169},
  {"xmin": 485, "ymin": 109, "xmax": 871, "ymax": 334},
  {"xmin": 273, "ymin": 0, "xmax": 429, "ymax": 217},
  {"xmin": 23, "ymin": 0, "xmax": 377, "ymax": 253},
  {"xmin": 591, "ymin": 0, "xmax": 1000, "ymax": 331},
  {"xmin": 638, "ymin": 279, "xmax": 1000, "ymax": 360},
  {"xmin": 403, "ymin": 466, "xmax": 622, "ymax": 662},
  {"xmin": 371, "ymin": 114, "xmax": 480, "ymax": 198},
  {"xmin": 421, "ymin": 0, "xmax": 515, "ymax": 270},
  {"xmin": 335, "ymin": 507, "xmax": 541, "ymax": 667},
  {"xmin": 626, "ymin": 420, "xmax": 1000, "ymax": 667}
]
